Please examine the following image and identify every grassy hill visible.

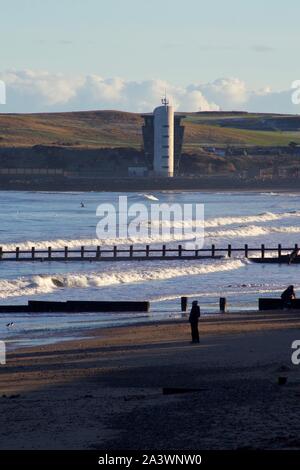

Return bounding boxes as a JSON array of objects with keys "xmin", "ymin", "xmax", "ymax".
[
  {"xmin": 0, "ymin": 110, "xmax": 300, "ymax": 150},
  {"xmin": 0, "ymin": 111, "xmax": 143, "ymax": 148},
  {"xmin": 184, "ymin": 112, "xmax": 300, "ymax": 149}
]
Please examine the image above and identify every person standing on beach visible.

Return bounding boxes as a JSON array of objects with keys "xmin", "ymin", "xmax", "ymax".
[{"xmin": 189, "ymin": 300, "xmax": 200, "ymax": 343}]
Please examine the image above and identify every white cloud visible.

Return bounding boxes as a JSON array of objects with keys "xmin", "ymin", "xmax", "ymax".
[
  {"xmin": 0, "ymin": 69, "xmax": 299, "ymax": 114},
  {"xmin": 0, "ymin": 80, "xmax": 5, "ymax": 104},
  {"xmin": 193, "ymin": 78, "xmax": 249, "ymax": 109}
]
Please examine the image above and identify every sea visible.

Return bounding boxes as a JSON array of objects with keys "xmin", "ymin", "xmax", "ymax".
[{"xmin": 1, "ymin": 190, "xmax": 300, "ymax": 349}]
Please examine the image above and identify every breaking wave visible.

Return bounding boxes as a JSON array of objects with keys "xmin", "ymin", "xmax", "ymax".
[
  {"xmin": 0, "ymin": 259, "xmax": 244, "ymax": 299},
  {"xmin": 0, "ymin": 234, "xmax": 194, "ymax": 251},
  {"xmin": 147, "ymin": 211, "xmax": 300, "ymax": 228},
  {"xmin": 206, "ymin": 225, "xmax": 300, "ymax": 239},
  {"xmin": 2, "ymin": 211, "xmax": 300, "ymax": 250},
  {"xmin": 205, "ymin": 211, "xmax": 300, "ymax": 228},
  {"xmin": 2, "ymin": 224, "xmax": 300, "ymax": 250}
]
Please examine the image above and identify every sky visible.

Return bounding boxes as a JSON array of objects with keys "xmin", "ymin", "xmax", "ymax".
[{"xmin": 0, "ymin": 0, "xmax": 299, "ymax": 113}]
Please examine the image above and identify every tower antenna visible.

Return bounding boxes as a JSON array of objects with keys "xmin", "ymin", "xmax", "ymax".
[{"xmin": 161, "ymin": 89, "xmax": 169, "ymax": 106}]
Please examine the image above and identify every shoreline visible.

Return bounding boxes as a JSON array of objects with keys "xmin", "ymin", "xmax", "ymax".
[
  {"xmin": 4, "ymin": 308, "xmax": 278, "ymax": 353},
  {"xmin": 8, "ymin": 309, "xmax": 300, "ymax": 355},
  {"xmin": 1, "ymin": 188, "xmax": 300, "ymax": 193},
  {"xmin": 2, "ymin": 310, "xmax": 300, "ymax": 449},
  {"xmin": 3, "ymin": 312, "xmax": 225, "ymax": 352},
  {"xmin": 4, "ymin": 309, "xmax": 298, "ymax": 386},
  {"xmin": 1, "ymin": 178, "xmax": 300, "ymax": 193}
]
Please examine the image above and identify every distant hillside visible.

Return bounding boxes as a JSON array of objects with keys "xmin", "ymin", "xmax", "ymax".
[
  {"xmin": 0, "ymin": 111, "xmax": 143, "ymax": 148},
  {"xmin": 0, "ymin": 110, "xmax": 300, "ymax": 150}
]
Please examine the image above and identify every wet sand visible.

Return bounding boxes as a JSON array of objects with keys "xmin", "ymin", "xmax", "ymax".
[{"xmin": 1, "ymin": 311, "xmax": 300, "ymax": 450}]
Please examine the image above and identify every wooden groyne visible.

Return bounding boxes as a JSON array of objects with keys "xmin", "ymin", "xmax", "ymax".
[
  {"xmin": 259, "ymin": 298, "xmax": 300, "ymax": 310},
  {"xmin": 0, "ymin": 300, "xmax": 150, "ymax": 313},
  {"xmin": 0, "ymin": 243, "xmax": 298, "ymax": 263},
  {"xmin": 2, "ymin": 297, "xmax": 300, "ymax": 315}
]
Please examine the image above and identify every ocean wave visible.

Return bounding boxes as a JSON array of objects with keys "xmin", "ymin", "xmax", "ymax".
[
  {"xmin": 205, "ymin": 211, "xmax": 300, "ymax": 228},
  {"xmin": 0, "ymin": 233, "xmax": 195, "ymax": 251},
  {"xmin": 0, "ymin": 259, "xmax": 244, "ymax": 299},
  {"xmin": 146, "ymin": 211, "xmax": 300, "ymax": 229},
  {"xmin": 206, "ymin": 225, "xmax": 300, "ymax": 239},
  {"xmin": 2, "ymin": 210, "xmax": 300, "ymax": 250},
  {"xmin": 259, "ymin": 192, "xmax": 300, "ymax": 198}
]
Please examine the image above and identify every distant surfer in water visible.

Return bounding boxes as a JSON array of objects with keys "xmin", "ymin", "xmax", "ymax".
[{"xmin": 80, "ymin": 202, "xmax": 85, "ymax": 208}]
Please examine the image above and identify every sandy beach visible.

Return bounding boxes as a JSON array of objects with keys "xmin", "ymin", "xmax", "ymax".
[{"xmin": 0, "ymin": 311, "xmax": 300, "ymax": 450}]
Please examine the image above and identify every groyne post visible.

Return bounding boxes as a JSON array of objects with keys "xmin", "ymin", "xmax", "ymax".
[
  {"xmin": 181, "ymin": 296, "xmax": 188, "ymax": 313},
  {"xmin": 220, "ymin": 297, "xmax": 227, "ymax": 313}
]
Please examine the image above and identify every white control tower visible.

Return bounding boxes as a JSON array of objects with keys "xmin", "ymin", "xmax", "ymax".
[{"xmin": 153, "ymin": 96, "xmax": 174, "ymax": 177}]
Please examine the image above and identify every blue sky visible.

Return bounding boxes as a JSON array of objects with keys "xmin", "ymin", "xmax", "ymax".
[{"xmin": 0, "ymin": 0, "xmax": 299, "ymax": 113}]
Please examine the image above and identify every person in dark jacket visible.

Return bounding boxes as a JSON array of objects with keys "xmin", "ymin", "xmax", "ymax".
[
  {"xmin": 189, "ymin": 300, "xmax": 200, "ymax": 343},
  {"xmin": 281, "ymin": 285, "xmax": 296, "ymax": 309}
]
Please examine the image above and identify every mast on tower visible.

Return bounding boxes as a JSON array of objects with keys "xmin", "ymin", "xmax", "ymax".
[{"xmin": 161, "ymin": 90, "xmax": 169, "ymax": 106}]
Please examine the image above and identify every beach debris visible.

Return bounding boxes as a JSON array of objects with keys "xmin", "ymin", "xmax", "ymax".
[
  {"xmin": 162, "ymin": 387, "xmax": 207, "ymax": 395},
  {"xmin": 277, "ymin": 365, "xmax": 291, "ymax": 372},
  {"xmin": 2, "ymin": 394, "xmax": 20, "ymax": 399},
  {"xmin": 124, "ymin": 394, "xmax": 146, "ymax": 402},
  {"xmin": 278, "ymin": 376, "xmax": 288, "ymax": 385}
]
